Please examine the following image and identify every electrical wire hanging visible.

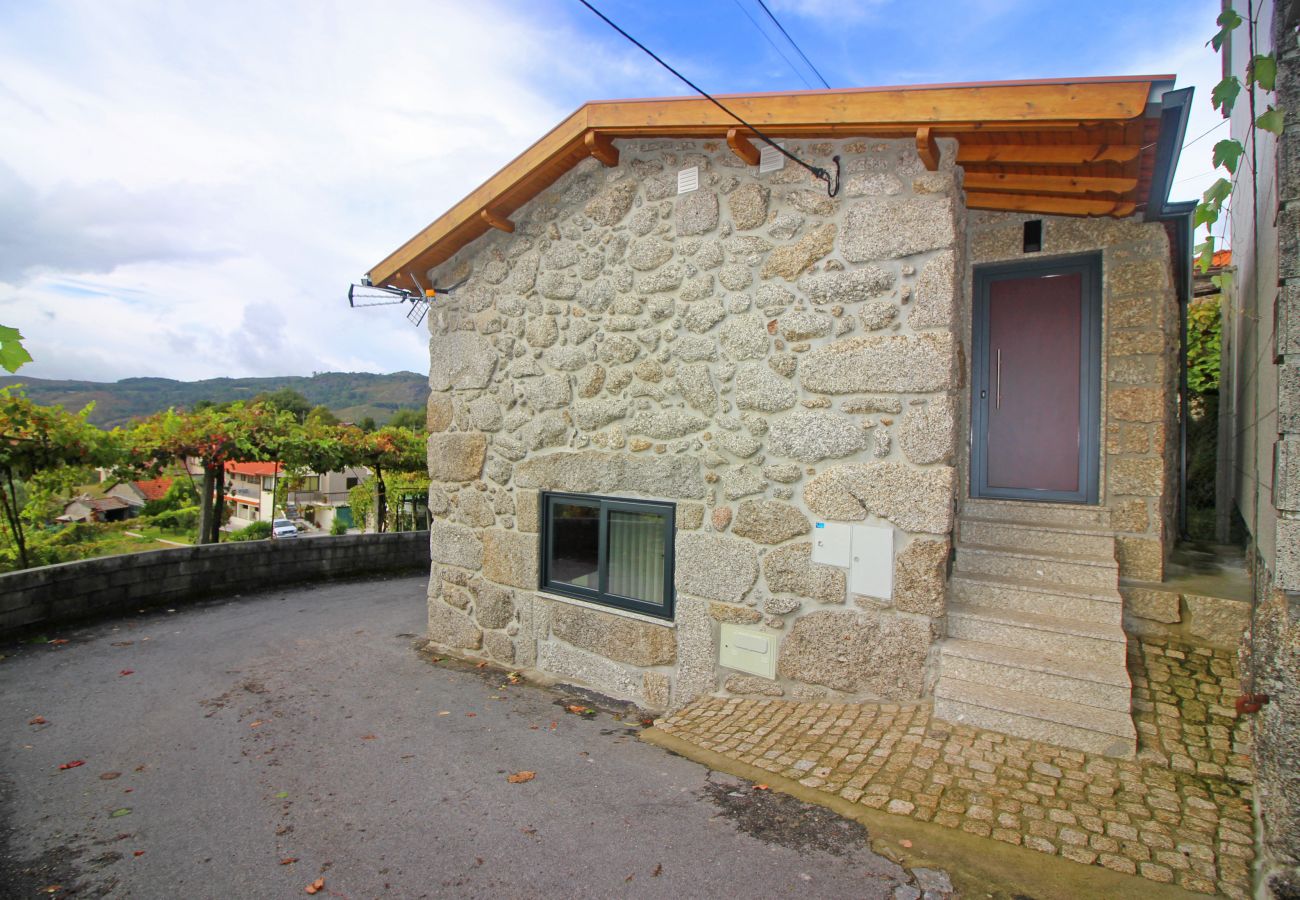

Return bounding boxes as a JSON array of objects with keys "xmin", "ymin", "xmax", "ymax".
[
  {"xmin": 753, "ymin": 0, "xmax": 831, "ymax": 90},
  {"xmin": 575, "ymin": 0, "xmax": 839, "ymax": 197},
  {"xmin": 730, "ymin": 0, "xmax": 813, "ymax": 90}
]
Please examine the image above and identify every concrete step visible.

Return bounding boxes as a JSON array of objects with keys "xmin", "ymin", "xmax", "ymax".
[
  {"xmin": 958, "ymin": 517, "xmax": 1116, "ymax": 559},
  {"xmin": 935, "ymin": 678, "xmax": 1137, "ymax": 758},
  {"xmin": 953, "ymin": 544, "xmax": 1118, "ymax": 589},
  {"xmin": 940, "ymin": 639, "xmax": 1132, "ymax": 712},
  {"xmin": 947, "ymin": 603, "xmax": 1128, "ymax": 665},
  {"xmin": 950, "ymin": 573, "xmax": 1122, "ymax": 625},
  {"xmin": 960, "ymin": 498, "xmax": 1110, "ymax": 530}
]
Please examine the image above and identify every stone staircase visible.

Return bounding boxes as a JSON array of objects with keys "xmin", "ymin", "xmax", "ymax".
[{"xmin": 933, "ymin": 498, "xmax": 1137, "ymax": 757}]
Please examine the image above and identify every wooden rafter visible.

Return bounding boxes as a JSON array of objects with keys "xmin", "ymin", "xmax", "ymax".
[
  {"xmin": 916, "ymin": 127, "xmax": 940, "ymax": 171},
  {"xmin": 727, "ymin": 128, "xmax": 761, "ymax": 166},
  {"xmin": 480, "ymin": 209, "xmax": 515, "ymax": 233},
  {"xmin": 963, "ymin": 172, "xmax": 1139, "ymax": 195},
  {"xmin": 956, "ymin": 143, "xmax": 1141, "ymax": 165},
  {"xmin": 966, "ymin": 190, "xmax": 1137, "ymax": 217},
  {"xmin": 585, "ymin": 132, "xmax": 619, "ymax": 167},
  {"xmin": 368, "ymin": 76, "xmax": 1173, "ymax": 288}
]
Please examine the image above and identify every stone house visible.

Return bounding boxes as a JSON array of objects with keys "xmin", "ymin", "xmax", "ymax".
[{"xmin": 369, "ymin": 76, "xmax": 1199, "ymax": 758}]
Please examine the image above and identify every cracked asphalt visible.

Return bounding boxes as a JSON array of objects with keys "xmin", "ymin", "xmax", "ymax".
[{"xmin": 1, "ymin": 575, "xmax": 948, "ymax": 899}]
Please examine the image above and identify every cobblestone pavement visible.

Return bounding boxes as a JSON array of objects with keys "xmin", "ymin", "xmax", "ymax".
[{"xmin": 657, "ymin": 637, "xmax": 1255, "ymax": 897}]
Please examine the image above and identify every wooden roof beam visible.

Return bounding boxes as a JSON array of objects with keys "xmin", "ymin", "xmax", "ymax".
[
  {"xmin": 480, "ymin": 209, "xmax": 515, "ymax": 233},
  {"xmin": 966, "ymin": 190, "xmax": 1137, "ymax": 217},
  {"xmin": 585, "ymin": 132, "xmax": 619, "ymax": 167},
  {"xmin": 963, "ymin": 172, "xmax": 1139, "ymax": 195},
  {"xmin": 956, "ymin": 143, "xmax": 1141, "ymax": 165},
  {"xmin": 916, "ymin": 126, "xmax": 939, "ymax": 171},
  {"xmin": 727, "ymin": 128, "xmax": 761, "ymax": 166}
]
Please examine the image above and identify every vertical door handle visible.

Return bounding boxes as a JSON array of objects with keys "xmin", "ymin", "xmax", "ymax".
[{"xmin": 995, "ymin": 349, "xmax": 1002, "ymax": 409}]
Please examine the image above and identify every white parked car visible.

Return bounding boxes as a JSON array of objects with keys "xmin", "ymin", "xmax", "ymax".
[{"xmin": 271, "ymin": 518, "xmax": 298, "ymax": 539}]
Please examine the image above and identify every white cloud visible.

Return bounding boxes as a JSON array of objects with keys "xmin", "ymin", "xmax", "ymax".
[{"xmin": 0, "ymin": 0, "xmax": 673, "ymax": 382}]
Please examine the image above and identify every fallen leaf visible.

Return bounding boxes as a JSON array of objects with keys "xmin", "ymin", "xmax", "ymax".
[
  {"xmin": 549, "ymin": 721, "xmax": 557, "ymax": 730},
  {"xmin": 506, "ymin": 771, "xmax": 536, "ymax": 784},
  {"xmin": 41, "ymin": 886, "xmax": 61, "ymax": 894},
  {"xmin": 437, "ymin": 711, "xmax": 450, "ymax": 717},
  {"xmin": 625, "ymin": 874, "xmax": 634, "ymax": 883},
  {"xmin": 898, "ymin": 839, "xmax": 913, "ymax": 848},
  {"xmin": 652, "ymin": 863, "xmax": 662, "ymax": 877},
  {"xmin": 528, "ymin": 725, "xmax": 539, "ymax": 731},
  {"xmin": 134, "ymin": 765, "xmax": 146, "ymax": 772},
  {"xmin": 475, "ymin": 661, "xmax": 488, "ymax": 669},
  {"xmin": 133, "ymin": 850, "xmax": 145, "ymax": 858},
  {"xmin": 280, "ymin": 857, "xmax": 298, "ymax": 865},
  {"xmin": 465, "ymin": 712, "xmax": 476, "ymax": 717},
  {"xmin": 273, "ymin": 791, "xmax": 289, "ymax": 799},
  {"xmin": 58, "ymin": 760, "xmax": 85, "ymax": 770},
  {"xmin": 49, "ymin": 639, "xmax": 69, "ymax": 645},
  {"xmin": 506, "ymin": 672, "xmax": 522, "ymax": 684},
  {"xmin": 100, "ymin": 772, "xmax": 121, "ymax": 781},
  {"xmin": 119, "ymin": 670, "xmax": 134, "ymax": 677},
  {"xmin": 361, "ymin": 734, "xmax": 377, "ymax": 740},
  {"xmin": 249, "ymin": 721, "xmax": 263, "ymax": 728},
  {"xmin": 29, "ymin": 716, "xmax": 46, "ymax": 725},
  {"xmin": 110, "ymin": 808, "xmax": 132, "ymax": 818},
  {"xmin": 304, "ymin": 877, "xmax": 325, "ymax": 894}
]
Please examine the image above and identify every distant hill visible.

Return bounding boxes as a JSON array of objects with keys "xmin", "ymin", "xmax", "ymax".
[{"xmin": 0, "ymin": 371, "xmax": 430, "ymax": 428}]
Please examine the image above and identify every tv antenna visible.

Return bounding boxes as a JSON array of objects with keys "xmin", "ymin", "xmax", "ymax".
[{"xmin": 347, "ymin": 272, "xmax": 468, "ymax": 328}]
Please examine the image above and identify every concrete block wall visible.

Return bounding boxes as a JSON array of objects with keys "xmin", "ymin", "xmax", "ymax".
[{"xmin": 0, "ymin": 532, "xmax": 429, "ymax": 638}]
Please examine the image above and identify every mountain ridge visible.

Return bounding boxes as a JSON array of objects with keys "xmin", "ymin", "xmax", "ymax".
[{"xmin": 0, "ymin": 371, "xmax": 430, "ymax": 428}]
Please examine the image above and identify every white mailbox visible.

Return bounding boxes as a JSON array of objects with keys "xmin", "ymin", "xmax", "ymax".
[
  {"xmin": 811, "ymin": 521, "xmax": 852, "ymax": 568},
  {"xmin": 849, "ymin": 524, "xmax": 894, "ymax": 600},
  {"xmin": 719, "ymin": 624, "xmax": 777, "ymax": 679}
]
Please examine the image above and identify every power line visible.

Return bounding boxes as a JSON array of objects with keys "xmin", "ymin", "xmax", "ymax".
[
  {"xmin": 753, "ymin": 0, "xmax": 831, "ymax": 89},
  {"xmin": 730, "ymin": 0, "xmax": 813, "ymax": 89},
  {"xmin": 575, "ymin": 0, "xmax": 840, "ymax": 196}
]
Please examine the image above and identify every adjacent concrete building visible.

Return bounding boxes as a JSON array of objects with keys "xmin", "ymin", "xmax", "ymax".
[
  {"xmin": 1218, "ymin": 0, "xmax": 1300, "ymax": 892},
  {"xmin": 372, "ymin": 76, "xmax": 1202, "ymax": 759}
]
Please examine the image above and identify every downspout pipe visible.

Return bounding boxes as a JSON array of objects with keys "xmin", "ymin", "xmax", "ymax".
[{"xmin": 1144, "ymin": 86, "xmax": 1196, "ymax": 539}]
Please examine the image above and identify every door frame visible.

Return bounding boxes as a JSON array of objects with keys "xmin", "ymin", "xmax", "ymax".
[{"xmin": 970, "ymin": 253, "xmax": 1102, "ymax": 504}]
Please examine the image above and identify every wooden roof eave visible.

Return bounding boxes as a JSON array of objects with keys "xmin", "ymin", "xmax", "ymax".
[{"xmin": 368, "ymin": 79, "xmax": 1163, "ymax": 289}]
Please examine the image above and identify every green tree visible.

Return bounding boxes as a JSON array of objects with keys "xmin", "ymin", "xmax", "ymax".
[
  {"xmin": 128, "ymin": 403, "xmax": 295, "ymax": 543},
  {"xmin": 0, "ymin": 389, "xmax": 115, "ymax": 568},
  {"xmin": 251, "ymin": 388, "xmax": 312, "ymax": 424},
  {"xmin": 1187, "ymin": 295, "xmax": 1223, "ymax": 395},
  {"xmin": 305, "ymin": 405, "xmax": 340, "ymax": 427},
  {"xmin": 386, "ymin": 408, "xmax": 427, "ymax": 432},
  {"xmin": 339, "ymin": 426, "xmax": 423, "ymax": 533}
]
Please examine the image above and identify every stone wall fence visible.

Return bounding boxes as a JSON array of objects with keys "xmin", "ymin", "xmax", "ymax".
[{"xmin": 0, "ymin": 531, "xmax": 429, "ymax": 638}]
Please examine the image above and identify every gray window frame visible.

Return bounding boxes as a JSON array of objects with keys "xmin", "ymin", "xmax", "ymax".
[{"xmin": 539, "ymin": 491, "xmax": 676, "ymax": 619}]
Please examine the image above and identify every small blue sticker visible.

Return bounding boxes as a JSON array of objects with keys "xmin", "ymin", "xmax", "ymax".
[{"xmin": 816, "ymin": 522, "xmax": 824, "ymax": 528}]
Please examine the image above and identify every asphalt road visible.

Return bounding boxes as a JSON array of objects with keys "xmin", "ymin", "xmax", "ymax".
[{"xmin": 1, "ymin": 576, "xmax": 945, "ymax": 899}]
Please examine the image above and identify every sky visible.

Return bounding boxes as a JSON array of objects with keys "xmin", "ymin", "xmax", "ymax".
[{"xmin": 0, "ymin": 0, "xmax": 1227, "ymax": 383}]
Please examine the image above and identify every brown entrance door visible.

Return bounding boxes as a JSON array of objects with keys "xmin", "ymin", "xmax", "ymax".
[{"xmin": 972, "ymin": 257, "xmax": 1100, "ymax": 504}]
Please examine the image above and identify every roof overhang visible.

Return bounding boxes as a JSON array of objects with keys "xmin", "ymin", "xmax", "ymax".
[{"xmin": 370, "ymin": 75, "xmax": 1182, "ymax": 291}]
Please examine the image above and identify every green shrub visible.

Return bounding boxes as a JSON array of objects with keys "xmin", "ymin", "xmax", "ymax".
[
  {"xmin": 228, "ymin": 520, "xmax": 272, "ymax": 541},
  {"xmin": 147, "ymin": 505, "xmax": 199, "ymax": 531},
  {"xmin": 140, "ymin": 477, "xmax": 200, "ymax": 517},
  {"xmin": 330, "ymin": 517, "xmax": 348, "ymax": 536}
]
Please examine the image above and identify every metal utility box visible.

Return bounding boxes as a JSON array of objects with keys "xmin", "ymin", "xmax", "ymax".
[
  {"xmin": 849, "ymin": 523, "xmax": 894, "ymax": 600},
  {"xmin": 811, "ymin": 521, "xmax": 852, "ymax": 568},
  {"xmin": 719, "ymin": 624, "xmax": 777, "ymax": 679}
]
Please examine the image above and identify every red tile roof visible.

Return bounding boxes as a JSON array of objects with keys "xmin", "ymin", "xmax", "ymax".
[
  {"xmin": 226, "ymin": 462, "xmax": 283, "ymax": 476},
  {"xmin": 1212, "ymin": 250, "xmax": 1232, "ymax": 267},
  {"xmin": 133, "ymin": 477, "xmax": 173, "ymax": 501}
]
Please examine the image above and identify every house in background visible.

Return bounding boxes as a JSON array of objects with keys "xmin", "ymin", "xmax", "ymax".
[
  {"xmin": 58, "ymin": 495, "xmax": 132, "ymax": 523},
  {"xmin": 372, "ymin": 74, "xmax": 1226, "ymax": 760},
  {"xmin": 105, "ymin": 477, "xmax": 174, "ymax": 513},
  {"xmin": 222, "ymin": 461, "xmax": 366, "ymax": 532}
]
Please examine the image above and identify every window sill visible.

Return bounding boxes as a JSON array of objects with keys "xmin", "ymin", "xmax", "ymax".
[{"xmin": 534, "ymin": 590, "xmax": 676, "ymax": 629}]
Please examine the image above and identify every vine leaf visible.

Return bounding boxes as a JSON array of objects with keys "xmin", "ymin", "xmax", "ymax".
[
  {"xmin": 1203, "ymin": 178, "xmax": 1233, "ymax": 207},
  {"xmin": 1194, "ymin": 202, "xmax": 1219, "ymax": 230},
  {"xmin": 0, "ymin": 324, "xmax": 32, "ymax": 374},
  {"xmin": 1195, "ymin": 236, "xmax": 1217, "ymax": 274},
  {"xmin": 1249, "ymin": 53, "xmax": 1277, "ymax": 91},
  {"xmin": 1256, "ymin": 107, "xmax": 1286, "ymax": 136},
  {"xmin": 1212, "ymin": 76, "xmax": 1242, "ymax": 114},
  {"xmin": 1210, "ymin": 7, "xmax": 1243, "ymax": 50},
  {"xmin": 1212, "ymin": 139, "xmax": 1245, "ymax": 174}
]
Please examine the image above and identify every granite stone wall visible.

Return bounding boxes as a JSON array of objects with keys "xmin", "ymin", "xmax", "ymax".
[
  {"xmin": 422, "ymin": 136, "xmax": 964, "ymax": 710},
  {"xmin": 0, "ymin": 532, "xmax": 430, "ymax": 638},
  {"xmin": 964, "ymin": 212, "xmax": 1179, "ymax": 582}
]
